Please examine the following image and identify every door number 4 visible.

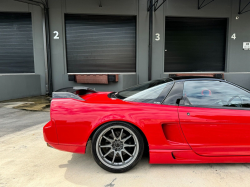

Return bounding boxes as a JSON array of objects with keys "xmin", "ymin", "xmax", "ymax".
[{"xmin": 231, "ymin": 33, "xmax": 236, "ymax": 40}]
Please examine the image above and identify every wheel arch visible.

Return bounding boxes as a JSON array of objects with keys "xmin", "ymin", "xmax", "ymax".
[{"xmin": 87, "ymin": 121, "xmax": 149, "ymax": 155}]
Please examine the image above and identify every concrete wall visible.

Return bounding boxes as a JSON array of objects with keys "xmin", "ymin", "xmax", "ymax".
[
  {"xmin": 0, "ymin": 74, "xmax": 41, "ymax": 101},
  {"xmin": 1, "ymin": 0, "xmax": 250, "ymax": 101},
  {"xmin": 151, "ymin": 0, "xmax": 250, "ymax": 88},
  {"xmin": 48, "ymin": 0, "xmax": 147, "ymax": 92},
  {"xmin": 0, "ymin": 0, "xmax": 46, "ymax": 99}
]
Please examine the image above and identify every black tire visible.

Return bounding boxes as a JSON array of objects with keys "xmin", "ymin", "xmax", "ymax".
[{"xmin": 92, "ymin": 121, "xmax": 144, "ymax": 173}]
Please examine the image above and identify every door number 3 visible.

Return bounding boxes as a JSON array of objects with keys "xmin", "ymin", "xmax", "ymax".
[
  {"xmin": 155, "ymin": 33, "xmax": 160, "ymax": 41},
  {"xmin": 54, "ymin": 31, "xmax": 59, "ymax": 39}
]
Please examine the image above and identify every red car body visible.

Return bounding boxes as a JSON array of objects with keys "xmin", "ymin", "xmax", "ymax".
[{"xmin": 43, "ymin": 78, "xmax": 250, "ymax": 164}]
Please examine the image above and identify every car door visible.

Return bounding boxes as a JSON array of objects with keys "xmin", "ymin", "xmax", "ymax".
[
  {"xmin": 178, "ymin": 80, "xmax": 250, "ymax": 156},
  {"xmin": 124, "ymin": 80, "xmax": 190, "ymax": 150}
]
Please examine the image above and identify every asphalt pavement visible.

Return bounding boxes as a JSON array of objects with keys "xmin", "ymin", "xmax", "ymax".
[{"xmin": 0, "ymin": 106, "xmax": 49, "ymax": 137}]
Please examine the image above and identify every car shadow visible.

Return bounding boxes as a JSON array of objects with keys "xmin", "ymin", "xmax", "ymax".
[{"xmin": 59, "ymin": 142, "xmax": 250, "ymax": 186}]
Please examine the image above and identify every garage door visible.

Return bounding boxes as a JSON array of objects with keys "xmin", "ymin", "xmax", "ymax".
[
  {"xmin": 0, "ymin": 12, "xmax": 34, "ymax": 73},
  {"xmin": 65, "ymin": 14, "xmax": 136, "ymax": 73},
  {"xmin": 164, "ymin": 17, "xmax": 227, "ymax": 72}
]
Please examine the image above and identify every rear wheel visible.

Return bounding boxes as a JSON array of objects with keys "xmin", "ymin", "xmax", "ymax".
[{"xmin": 92, "ymin": 122, "xmax": 144, "ymax": 173}]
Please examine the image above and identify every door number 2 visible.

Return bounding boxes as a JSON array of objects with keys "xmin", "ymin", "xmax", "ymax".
[
  {"xmin": 54, "ymin": 31, "xmax": 59, "ymax": 39},
  {"xmin": 155, "ymin": 33, "xmax": 160, "ymax": 41}
]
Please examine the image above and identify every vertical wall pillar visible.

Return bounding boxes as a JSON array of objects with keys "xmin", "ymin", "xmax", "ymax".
[
  {"xmin": 30, "ymin": 4, "xmax": 47, "ymax": 95},
  {"xmin": 152, "ymin": 0, "xmax": 165, "ymax": 80},
  {"xmin": 49, "ymin": 0, "xmax": 65, "ymax": 91},
  {"xmin": 148, "ymin": 0, "xmax": 153, "ymax": 81},
  {"xmin": 138, "ymin": 0, "xmax": 149, "ymax": 83}
]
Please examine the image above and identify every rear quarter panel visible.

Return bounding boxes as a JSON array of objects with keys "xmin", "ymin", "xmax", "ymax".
[{"xmin": 51, "ymin": 98, "xmax": 188, "ymax": 150}]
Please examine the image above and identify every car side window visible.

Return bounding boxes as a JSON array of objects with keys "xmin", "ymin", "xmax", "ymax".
[
  {"xmin": 124, "ymin": 82, "xmax": 173, "ymax": 104},
  {"xmin": 183, "ymin": 81, "xmax": 250, "ymax": 108},
  {"xmin": 163, "ymin": 82, "xmax": 184, "ymax": 105}
]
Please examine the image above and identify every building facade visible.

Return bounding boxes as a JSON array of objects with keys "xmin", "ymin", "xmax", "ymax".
[{"xmin": 0, "ymin": 0, "xmax": 250, "ymax": 101}]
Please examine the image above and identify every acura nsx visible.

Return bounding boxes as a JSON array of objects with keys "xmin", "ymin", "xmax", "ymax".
[{"xmin": 43, "ymin": 76, "xmax": 250, "ymax": 173}]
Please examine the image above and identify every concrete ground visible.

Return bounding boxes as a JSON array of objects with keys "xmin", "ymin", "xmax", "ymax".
[{"xmin": 1, "ymin": 107, "xmax": 250, "ymax": 186}]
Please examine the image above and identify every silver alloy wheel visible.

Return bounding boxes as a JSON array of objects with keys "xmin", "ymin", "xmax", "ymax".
[{"xmin": 96, "ymin": 125, "xmax": 139, "ymax": 169}]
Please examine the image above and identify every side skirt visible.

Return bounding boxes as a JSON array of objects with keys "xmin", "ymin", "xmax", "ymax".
[{"xmin": 149, "ymin": 150, "xmax": 250, "ymax": 164}]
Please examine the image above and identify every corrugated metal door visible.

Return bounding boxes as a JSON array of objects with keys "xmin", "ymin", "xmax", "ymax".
[
  {"xmin": 65, "ymin": 14, "xmax": 136, "ymax": 73},
  {"xmin": 164, "ymin": 17, "xmax": 227, "ymax": 72},
  {"xmin": 0, "ymin": 12, "xmax": 34, "ymax": 73}
]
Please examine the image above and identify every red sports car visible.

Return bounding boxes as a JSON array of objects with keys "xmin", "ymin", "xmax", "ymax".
[{"xmin": 43, "ymin": 77, "xmax": 250, "ymax": 173}]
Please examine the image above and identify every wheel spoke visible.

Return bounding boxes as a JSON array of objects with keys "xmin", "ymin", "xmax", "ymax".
[
  {"xmin": 122, "ymin": 149, "xmax": 132, "ymax": 157},
  {"xmin": 111, "ymin": 129, "xmax": 116, "ymax": 140},
  {"xmin": 124, "ymin": 144, "xmax": 135, "ymax": 147},
  {"xmin": 118, "ymin": 129, "xmax": 124, "ymax": 140},
  {"xmin": 100, "ymin": 144, "xmax": 112, "ymax": 148},
  {"xmin": 118, "ymin": 151, "xmax": 124, "ymax": 163},
  {"xmin": 104, "ymin": 149, "xmax": 113, "ymax": 158},
  {"xmin": 112, "ymin": 152, "xmax": 117, "ymax": 164},
  {"xmin": 121, "ymin": 135, "xmax": 132, "ymax": 142},
  {"xmin": 103, "ymin": 136, "xmax": 113, "ymax": 142}
]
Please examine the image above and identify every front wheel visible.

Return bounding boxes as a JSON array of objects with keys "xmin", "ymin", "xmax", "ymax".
[{"xmin": 92, "ymin": 122, "xmax": 144, "ymax": 173}]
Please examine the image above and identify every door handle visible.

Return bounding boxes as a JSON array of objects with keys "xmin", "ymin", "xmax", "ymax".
[{"xmin": 187, "ymin": 112, "xmax": 190, "ymax": 116}]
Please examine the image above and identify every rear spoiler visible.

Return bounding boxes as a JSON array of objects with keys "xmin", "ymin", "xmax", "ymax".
[{"xmin": 52, "ymin": 86, "xmax": 97, "ymax": 100}]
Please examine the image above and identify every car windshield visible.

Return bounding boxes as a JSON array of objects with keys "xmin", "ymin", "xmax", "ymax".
[{"xmin": 115, "ymin": 78, "xmax": 173, "ymax": 99}]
